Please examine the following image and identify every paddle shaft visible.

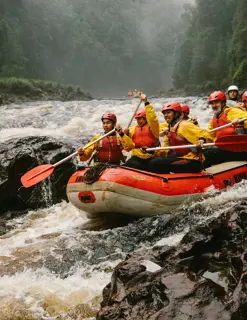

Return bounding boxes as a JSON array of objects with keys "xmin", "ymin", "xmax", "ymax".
[
  {"xmin": 146, "ymin": 143, "xmax": 215, "ymax": 152},
  {"xmin": 127, "ymin": 100, "xmax": 142, "ymax": 128},
  {"xmin": 209, "ymin": 117, "xmax": 247, "ymax": 133},
  {"xmin": 54, "ymin": 128, "xmax": 116, "ymax": 167},
  {"xmin": 159, "ymin": 118, "xmax": 247, "ymax": 135},
  {"xmin": 147, "ymin": 135, "xmax": 247, "ymax": 152},
  {"xmin": 26, "ymin": 128, "xmax": 116, "ymax": 181}
]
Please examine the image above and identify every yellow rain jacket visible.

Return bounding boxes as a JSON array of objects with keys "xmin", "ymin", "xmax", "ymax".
[
  {"xmin": 159, "ymin": 122, "xmax": 168, "ymax": 136},
  {"xmin": 161, "ymin": 120, "xmax": 212, "ymax": 161},
  {"xmin": 188, "ymin": 118, "xmax": 199, "ymax": 126},
  {"xmin": 208, "ymin": 107, "xmax": 247, "ymax": 141},
  {"xmin": 129, "ymin": 103, "xmax": 160, "ymax": 159},
  {"xmin": 159, "ymin": 118, "xmax": 199, "ymax": 137},
  {"xmin": 78, "ymin": 133, "xmax": 134, "ymax": 162}
]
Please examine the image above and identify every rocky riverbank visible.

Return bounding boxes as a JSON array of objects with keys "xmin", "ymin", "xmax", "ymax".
[
  {"xmin": 0, "ymin": 77, "xmax": 92, "ymax": 105},
  {"xmin": 97, "ymin": 202, "xmax": 247, "ymax": 319}
]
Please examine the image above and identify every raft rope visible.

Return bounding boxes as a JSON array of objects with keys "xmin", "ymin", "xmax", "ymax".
[
  {"xmin": 81, "ymin": 163, "xmax": 216, "ymax": 185},
  {"xmin": 83, "ymin": 163, "xmax": 112, "ymax": 184}
]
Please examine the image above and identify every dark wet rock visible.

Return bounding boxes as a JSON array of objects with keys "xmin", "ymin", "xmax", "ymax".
[
  {"xmin": 0, "ymin": 136, "xmax": 77, "ymax": 217},
  {"xmin": 97, "ymin": 202, "xmax": 247, "ymax": 320},
  {"xmin": 0, "ymin": 218, "xmax": 11, "ymax": 236}
]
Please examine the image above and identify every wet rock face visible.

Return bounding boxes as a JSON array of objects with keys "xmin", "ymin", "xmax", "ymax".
[
  {"xmin": 97, "ymin": 202, "xmax": 247, "ymax": 320},
  {"xmin": 0, "ymin": 136, "xmax": 77, "ymax": 217}
]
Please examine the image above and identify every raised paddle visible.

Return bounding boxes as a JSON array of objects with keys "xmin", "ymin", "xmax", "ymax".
[
  {"xmin": 21, "ymin": 128, "xmax": 116, "ymax": 188},
  {"xmin": 209, "ymin": 117, "xmax": 247, "ymax": 133},
  {"xmin": 146, "ymin": 135, "xmax": 247, "ymax": 153},
  {"xmin": 126, "ymin": 90, "xmax": 143, "ymax": 128},
  {"xmin": 126, "ymin": 100, "xmax": 142, "ymax": 129}
]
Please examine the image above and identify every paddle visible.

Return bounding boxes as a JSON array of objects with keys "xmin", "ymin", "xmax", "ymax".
[
  {"xmin": 127, "ymin": 100, "xmax": 142, "ymax": 128},
  {"xmin": 126, "ymin": 90, "xmax": 143, "ymax": 128},
  {"xmin": 21, "ymin": 128, "xmax": 116, "ymax": 188},
  {"xmin": 209, "ymin": 117, "xmax": 247, "ymax": 133},
  {"xmin": 146, "ymin": 135, "xmax": 247, "ymax": 153}
]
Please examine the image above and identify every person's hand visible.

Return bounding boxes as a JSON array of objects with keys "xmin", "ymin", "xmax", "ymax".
[
  {"xmin": 160, "ymin": 127, "xmax": 169, "ymax": 136},
  {"xmin": 77, "ymin": 147, "xmax": 85, "ymax": 155},
  {"xmin": 140, "ymin": 147, "xmax": 147, "ymax": 153},
  {"xmin": 115, "ymin": 124, "xmax": 123, "ymax": 135},
  {"xmin": 196, "ymin": 139, "xmax": 204, "ymax": 148},
  {"xmin": 191, "ymin": 116, "xmax": 197, "ymax": 122},
  {"xmin": 124, "ymin": 128, "xmax": 130, "ymax": 135},
  {"xmin": 140, "ymin": 93, "xmax": 148, "ymax": 103},
  {"xmin": 231, "ymin": 118, "xmax": 239, "ymax": 126},
  {"xmin": 191, "ymin": 116, "xmax": 198, "ymax": 125}
]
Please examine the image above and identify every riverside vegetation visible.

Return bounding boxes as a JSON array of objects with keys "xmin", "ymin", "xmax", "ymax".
[{"xmin": 0, "ymin": 77, "xmax": 92, "ymax": 105}]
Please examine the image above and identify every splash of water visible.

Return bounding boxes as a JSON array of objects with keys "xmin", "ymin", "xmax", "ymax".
[{"xmin": 1, "ymin": 96, "xmax": 244, "ymax": 319}]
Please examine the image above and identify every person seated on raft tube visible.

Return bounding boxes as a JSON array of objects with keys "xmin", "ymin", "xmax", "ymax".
[
  {"xmin": 160, "ymin": 103, "xmax": 199, "ymax": 137},
  {"xmin": 203, "ymin": 90, "xmax": 247, "ymax": 167},
  {"xmin": 181, "ymin": 103, "xmax": 199, "ymax": 125},
  {"xmin": 77, "ymin": 112, "xmax": 134, "ymax": 165},
  {"xmin": 240, "ymin": 91, "xmax": 247, "ymax": 111},
  {"xmin": 124, "ymin": 93, "xmax": 160, "ymax": 171},
  {"xmin": 226, "ymin": 85, "xmax": 245, "ymax": 109},
  {"xmin": 227, "ymin": 85, "xmax": 240, "ymax": 102},
  {"xmin": 148, "ymin": 102, "xmax": 211, "ymax": 174}
]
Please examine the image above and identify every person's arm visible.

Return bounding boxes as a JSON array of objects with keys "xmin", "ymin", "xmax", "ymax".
[
  {"xmin": 140, "ymin": 94, "xmax": 160, "ymax": 139},
  {"xmin": 77, "ymin": 135, "xmax": 100, "ymax": 161},
  {"xmin": 227, "ymin": 108, "xmax": 247, "ymax": 128},
  {"xmin": 179, "ymin": 121, "xmax": 211, "ymax": 144},
  {"xmin": 145, "ymin": 102, "xmax": 160, "ymax": 139},
  {"xmin": 115, "ymin": 124, "xmax": 135, "ymax": 151},
  {"xmin": 118, "ymin": 134, "xmax": 135, "ymax": 151},
  {"xmin": 159, "ymin": 122, "xmax": 169, "ymax": 136}
]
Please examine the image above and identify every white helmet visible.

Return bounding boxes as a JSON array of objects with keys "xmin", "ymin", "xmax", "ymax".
[{"xmin": 227, "ymin": 85, "xmax": 239, "ymax": 92}]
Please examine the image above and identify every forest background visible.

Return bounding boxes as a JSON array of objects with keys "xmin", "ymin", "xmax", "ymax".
[{"xmin": 0, "ymin": 0, "xmax": 246, "ymax": 98}]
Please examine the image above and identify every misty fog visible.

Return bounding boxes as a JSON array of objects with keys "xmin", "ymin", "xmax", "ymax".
[{"xmin": 1, "ymin": 0, "xmax": 194, "ymax": 97}]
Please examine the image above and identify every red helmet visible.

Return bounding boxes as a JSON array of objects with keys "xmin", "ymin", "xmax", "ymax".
[
  {"xmin": 181, "ymin": 104, "xmax": 190, "ymax": 113},
  {"xmin": 162, "ymin": 102, "xmax": 182, "ymax": 114},
  {"xmin": 242, "ymin": 91, "xmax": 247, "ymax": 102},
  {"xmin": 135, "ymin": 109, "xmax": 146, "ymax": 118},
  {"xmin": 208, "ymin": 91, "xmax": 226, "ymax": 103},
  {"xmin": 101, "ymin": 112, "xmax": 117, "ymax": 125}
]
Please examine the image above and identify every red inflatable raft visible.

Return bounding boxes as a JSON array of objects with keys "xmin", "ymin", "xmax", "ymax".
[{"xmin": 66, "ymin": 161, "xmax": 247, "ymax": 218}]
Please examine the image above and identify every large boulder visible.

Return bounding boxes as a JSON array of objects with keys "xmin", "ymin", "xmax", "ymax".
[
  {"xmin": 97, "ymin": 202, "xmax": 247, "ymax": 320},
  {"xmin": 0, "ymin": 136, "xmax": 78, "ymax": 218}
]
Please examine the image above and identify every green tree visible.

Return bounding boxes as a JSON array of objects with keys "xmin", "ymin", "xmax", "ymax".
[
  {"xmin": 229, "ymin": 0, "xmax": 247, "ymax": 87},
  {"xmin": 173, "ymin": 0, "xmax": 237, "ymax": 91}
]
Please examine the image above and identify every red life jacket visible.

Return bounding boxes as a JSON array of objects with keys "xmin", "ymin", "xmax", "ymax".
[
  {"xmin": 168, "ymin": 121, "xmax": 193, "ymax": 157},
  {"xmin": 96, "ymin": 135, "xmax": 123, "ymax": 164},
  {"xmin": 132, "ymin": 123, "xmax": 159, "ymax": 148},
  {"xmin": 212, "ymin": 109, "xmax": 237, "ymax": 138}
]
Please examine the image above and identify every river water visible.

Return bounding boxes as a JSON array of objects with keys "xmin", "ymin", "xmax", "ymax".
[{"xmin": 1, "ymin": 97, "xmax": 246, "ymax": 319}]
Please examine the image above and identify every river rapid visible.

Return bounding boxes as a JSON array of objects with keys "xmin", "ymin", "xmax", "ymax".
[{"xmin": 1, "ymin": 97, "xmax": 247, "ymax": 320}]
